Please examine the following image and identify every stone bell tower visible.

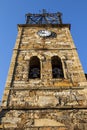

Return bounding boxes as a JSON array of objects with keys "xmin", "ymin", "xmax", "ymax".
[{"xmin": 0, "ymin": 10, "xmax": 87, "ymax": 130}]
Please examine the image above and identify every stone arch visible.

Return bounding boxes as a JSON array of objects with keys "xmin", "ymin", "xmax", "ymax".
[
  {"xmin": 51, "ymin": 56, "xmax": 64, "ymax": 78},
  {"xmin": 29, "ymin": 56, "xmax": 40, "ymax": 79}
]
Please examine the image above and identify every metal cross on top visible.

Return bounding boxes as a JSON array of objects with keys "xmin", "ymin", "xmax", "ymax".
[{"xmin": 26, "ymin": 9, "xmax": 63, "ymax": 24}]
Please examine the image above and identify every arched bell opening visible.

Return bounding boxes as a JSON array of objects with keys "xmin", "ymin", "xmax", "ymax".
[
  {"xmin": 51, "ymin": 56, "xmax": 64, "ymax": 79},
  {"xmin": 29, "ymin": 56, "xmax": 40, "ymax": 79}
]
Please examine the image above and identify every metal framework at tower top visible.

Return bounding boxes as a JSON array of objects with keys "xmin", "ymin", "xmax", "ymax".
[{"xmin": 26, "ymin": 9, "xmax": 63, "ymax": 24}]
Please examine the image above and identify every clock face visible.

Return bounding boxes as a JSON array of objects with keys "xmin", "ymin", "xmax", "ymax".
[{"xmin": 37, "ymin": 30, "xmax": 51, "ymax": 37}]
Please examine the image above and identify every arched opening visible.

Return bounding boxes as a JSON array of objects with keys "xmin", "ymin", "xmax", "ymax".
[
  {"xmin": 51, "ymin": 56, "xmax": 64, "ymax": 78},
  {"xmin": 29, "ymin": 56, "xmax": 40, "ymax": 79}
]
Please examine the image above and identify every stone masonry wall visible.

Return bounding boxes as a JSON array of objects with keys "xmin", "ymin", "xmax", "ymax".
[
  {"xmin": 1, "ymin": 25, "xmax": 87, "ymax": 130},
  {"xmin": 16, "ymin": 25, "xmax": 86, "ymax": 84},
  {"xmin": 8, "ymin": 88, "xmax": 87, "ymax": 109},
  {"xmin": 2, "ymin": 25, "xmax": 87, "ymax": 108},
  {"xmin": 0, "ymin": 109, "xmax": 87, "ymax": 130}
]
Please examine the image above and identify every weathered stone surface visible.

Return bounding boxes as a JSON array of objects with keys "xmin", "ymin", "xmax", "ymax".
[
  {"xmin": 0, "ymin": 109, "xmax": 87, "ymax": 129},
  {"xmin": 34, "ymin": 119, "xmax": 65, "ymax": 126},
  {"xmin": 0, "ymin": 23, "xmax": 87, "ymax": 130},
  {"xmin": 4, "ymin": 88, "xmax": 86, "ymax": 109}
]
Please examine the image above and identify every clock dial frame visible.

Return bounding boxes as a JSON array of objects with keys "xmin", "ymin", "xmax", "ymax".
[{"xmin": 37, "ymin": 30, "xmax": 51, "ymax": 37}]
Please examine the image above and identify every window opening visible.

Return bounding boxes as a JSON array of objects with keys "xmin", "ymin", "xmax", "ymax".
[
  {"xmin": 29, "ymin": 56, "xmax": 40, "ymax": 79},
  {"xmin": 51, "ymin": 56, "xmax": 64, "ymax": 78}
]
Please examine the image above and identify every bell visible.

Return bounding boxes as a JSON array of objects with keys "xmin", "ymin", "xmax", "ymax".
[{"xmin": 33, "ymin": 73, "xmax": 38, "ymax": 78}]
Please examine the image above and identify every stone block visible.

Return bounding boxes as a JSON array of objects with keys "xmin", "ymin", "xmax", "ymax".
[
  {"xmin": 37, "ymin": 96, "xmax": 58, "ymax": 107},
  {"xmin": 34, "ymin": 119, "xmax": 65, "ymax": 127}
]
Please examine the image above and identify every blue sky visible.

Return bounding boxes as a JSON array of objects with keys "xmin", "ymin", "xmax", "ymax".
[{"xmin": 0, "ymin": 0, "xmax": 87, "ymax": 100}]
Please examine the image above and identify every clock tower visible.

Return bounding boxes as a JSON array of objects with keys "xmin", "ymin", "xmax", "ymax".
[{"xmin": 0, "ymin": 10, "xmax": 87, "ymax": 130}]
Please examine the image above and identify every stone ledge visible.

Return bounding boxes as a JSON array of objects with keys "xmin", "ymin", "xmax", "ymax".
[
  {"xmin": 18, "ymin": 23, "xmax": 71, "ymax": 29},
  {"xmin": 0, "ymin": 126, "xmax": 67, "ymax": 130},
  {"xmin": 13, "ymin": 48, "xmax": 76, "ymax": 51},
  {"xmin": 5, "ymin": 86, "xmax": 85, "ymax": 90},
  {"xmin": 1, "ymin": 105, "xmax": 87, "ymax": 110}
]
